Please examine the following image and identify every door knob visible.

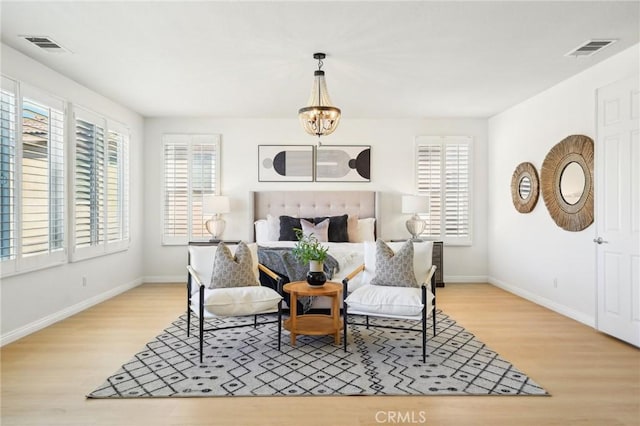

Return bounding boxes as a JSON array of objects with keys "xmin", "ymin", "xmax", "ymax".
[{"xmin": 593, "ymin": 237, "xmax": 609, "ymax": 244}]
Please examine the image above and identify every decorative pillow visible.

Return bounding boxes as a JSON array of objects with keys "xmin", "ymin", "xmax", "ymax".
[
  {"xmin": 345, "ymin": 285, "xmax": 429, "ymax": 317},
  {"xmin": 254, "ymin": 219, "xmax": 269, "ymax": 243},
  {"xmin": 314, "ymin": 214, "xmax": 349, "ymax": 242},
  {"xmin": 203, "ymin": 286, "xmax": 282, "ymax": 317},
  {"xmin": 209, "ymin": 242, "xmax": 259, "ymax": 289},
  {"xmin": 362, "ymin": 240, "xmax": 432, "ymax": 286},
  {"xmin": 301, "ymin": 218, "xmax": 329, "ymax": 242},
  {"xmin": 266, "ymin": 214, "xmax": 280, "ymax": 241},
  {"xmin": 278, "ymin": 215, "xmax": 301, "ymax": 241},
  {"xmin": 370, "ymin": 240, "xmax": 418, "ymax": 287},
  {"xmin": 347, "ymin": 215, "xmax": 359, "ymax": 242},
  {"xmin": 357, "ymin": 218, "xmax": 376, "ymax": 242}
]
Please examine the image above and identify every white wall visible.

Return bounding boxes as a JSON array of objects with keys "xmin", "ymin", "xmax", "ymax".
[
  {"xmin": 487, "ymin": 44, "xmax": 639, "ymax": 326},
  {"xmin": 143, "ymin": 117, "xmax": 488, "ymax": 283},
  {"xmin": 0, "ymin": 45, "xmax": 145, "ymax": 344}
]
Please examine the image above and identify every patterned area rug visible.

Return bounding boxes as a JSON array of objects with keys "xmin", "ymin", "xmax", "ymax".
[{"xmin": 88, "ymin": 311, "xmax": 548, "ymax": 397}]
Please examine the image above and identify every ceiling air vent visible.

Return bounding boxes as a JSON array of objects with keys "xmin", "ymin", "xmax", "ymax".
[
  {"xmin": 565, "ymin": 39, "xmax": 617, "ymax": 57},
  {"xmin": 20, "ymin": 35, "xmax": 69, "ymax": 53}
]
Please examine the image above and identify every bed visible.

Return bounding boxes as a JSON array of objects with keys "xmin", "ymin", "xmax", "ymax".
[{"xmin": 251, "ymin": 190, "xmax": 433, "ymax": 312}]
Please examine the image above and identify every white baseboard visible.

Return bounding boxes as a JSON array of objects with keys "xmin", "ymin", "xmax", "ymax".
[
  {"xmin": 0, "ymin": 278, "xmax": 144, "ymax": 347},
  {"xmin": 488, "ymin": 276, "xmax": 595, "ymax": 327},
  {"xmin": 143, "ymin": 275, "xmax": 185, "ymax": 283},
  {"xmin": 444, "ymin": 275, "xmax": 488, "ymax": 283}
]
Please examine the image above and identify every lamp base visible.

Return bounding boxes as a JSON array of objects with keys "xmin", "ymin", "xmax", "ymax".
[
  {"xmin": 405, "ymin": 215, "xmax": 426, "ymax": 240},
  {"xmin": 205, "ymin": 216, "xmax": 226, "ymax": 241}
]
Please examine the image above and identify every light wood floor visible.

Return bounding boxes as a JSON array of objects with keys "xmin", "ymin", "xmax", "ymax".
[{"xmin": 1, "ymin": 283, "xmax": 638, "ymax": 426}]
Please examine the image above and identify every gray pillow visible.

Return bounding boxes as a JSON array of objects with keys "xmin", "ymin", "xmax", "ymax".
[
  {"xmin": 370, "ymin": 239, "xmax": 418, "ymax": 287},
  {"xmin": 209, "ymin": 242, "xmax": 259, "ymax": 289}
]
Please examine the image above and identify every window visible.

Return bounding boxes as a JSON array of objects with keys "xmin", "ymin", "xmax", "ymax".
[
  {"xmin": 1, "ymin": 77, "xmax": 66, "ymax": 275},
  {"xmin": 72, "ymin": 107, "xmax": 129, "ymax": 260},
  {"xmin": 415, "ymin": 136, "xmax": 472, "ymax": 245},
  {"xmin": 163, "ymin": 134, "xmax": 220, "ymax": 245}
]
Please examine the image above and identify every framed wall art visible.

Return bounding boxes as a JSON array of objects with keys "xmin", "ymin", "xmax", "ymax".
[
  {"xmin": 258, "ymin": 145, "xmax": 314, "ymax": 182},
  {"xmin": 315, "ymin": 145, "xmax": 370, "ymax": 182}
]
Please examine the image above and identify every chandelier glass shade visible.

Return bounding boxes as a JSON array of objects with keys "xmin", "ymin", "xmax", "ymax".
[{"xmin": 298, "ymin": 53, "xmax": 341, "ymax": 138}]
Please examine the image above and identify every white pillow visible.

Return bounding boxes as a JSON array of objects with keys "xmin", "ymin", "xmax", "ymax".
[
  {"xmin": 361, "ymin": 240, "xmax": 433, "ymax": 286},
  {"xmin": 357, "ymin": 218, "xmax": 376, "ymax": 242},
  {"xmin": 345, "ymin": 285, "xmax": 430, "ymax": 317},
  {"xmin": 254, "ymin": 219, "xmax": 269, "ymax": 243},
  {"xmin": 202, "ymin": 286, "xmax": 282, "ymax": 316},
  {"xmin": 266, "ymin": 214, "xmax": 280, "ymax": 241}
]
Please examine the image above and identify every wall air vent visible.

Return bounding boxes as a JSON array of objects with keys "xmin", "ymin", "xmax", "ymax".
[
  {"xmin": 565, "ymin": 39, "xmax": 617, "ymax": 57},
  {"xmin": 19, "ymin": 35, "xmax": 70, "ymax": 53}
]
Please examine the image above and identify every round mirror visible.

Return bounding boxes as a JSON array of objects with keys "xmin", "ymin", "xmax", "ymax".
[
  {"xmin": 519, "ymin": 176, "xmax": 532, "ymax": 200},
  {"xmin": 511, "ymin": 162, "xmax": 539, "ymax": 213},
  {"xmin": 541, "ymin": 134, "xmax": 594, "ymax": 232},
  {"xmin": 559, "ymin": 162, "xmax": 585, "ymax": 205}
]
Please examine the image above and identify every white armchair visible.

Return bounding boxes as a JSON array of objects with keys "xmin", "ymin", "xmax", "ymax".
[
  {"xmin": 186, "ymin": 242, "xmax": 284, "ymax": 363},
  {"xmin": 342, "ymin": 240, "xmax": 437, "ymax": 363}
]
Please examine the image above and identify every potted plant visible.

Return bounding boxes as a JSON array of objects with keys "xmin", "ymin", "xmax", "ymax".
[{"xmin": 291, "ymin": 228, "xmax": 329, "ymax": 286}]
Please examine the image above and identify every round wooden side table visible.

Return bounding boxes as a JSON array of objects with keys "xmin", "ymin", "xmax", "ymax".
[{"xmin": 282, "ymin": 281, "xmax": 343, "ymax": 346}]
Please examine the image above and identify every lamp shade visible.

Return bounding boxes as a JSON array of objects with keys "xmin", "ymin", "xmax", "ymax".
[
  {"xmin": 203, "ymin": 195, "xmax": 230, "ymax": 215},
  {"xmin": 402, "ymin": 195, "xmax": 429, "ymax": 214}
]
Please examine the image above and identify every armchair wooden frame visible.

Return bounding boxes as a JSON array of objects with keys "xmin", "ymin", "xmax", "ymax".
[
  {"xmin": 186, "ymin": 248, "xmax": 284, "ymax": 363},
  {"xmin": 342, "ymin": 265, "xmax": 437, "ymax": 363}
]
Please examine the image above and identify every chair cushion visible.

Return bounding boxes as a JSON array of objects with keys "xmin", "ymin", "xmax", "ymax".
[
  {"xmin": 300, "ymin": 218, "xmax": 329, "ymax": 242},
  {"xmin": 361, "ymin": 240, "xmax": 433, "ymax": 286},
  {"xmin": 209, "ymin": 242, "xmax": 260, "ymax": 289},
  {"xmin": 195, "ymin": 286, "xmax": 282, "ymax": 317},
  {"xmin": 370, "ymin": 240, "xmax": 417, "ymax": 287},
  {"xmin": 345, "ymin": 285, "xmax": 425, "ymax": 317}
]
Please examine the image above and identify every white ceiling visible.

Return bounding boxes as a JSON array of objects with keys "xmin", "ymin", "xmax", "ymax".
[{"xmin": 1, "ymin": 1, "xmax": 638, "ymax": 119}]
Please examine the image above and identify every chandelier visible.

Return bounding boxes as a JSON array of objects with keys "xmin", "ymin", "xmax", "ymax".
[{"xmin": 298, "ymin": 53, "xmax": 341, "ymax": 139}]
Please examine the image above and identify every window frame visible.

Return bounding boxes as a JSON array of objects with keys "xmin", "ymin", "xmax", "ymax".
[
  {"xmin": 162, "ymin": 134, "xmax": 221, "ymax": 246},
  {"xmin": 414, "ymin": 135, "xmax": 473, "ymax": 246}
]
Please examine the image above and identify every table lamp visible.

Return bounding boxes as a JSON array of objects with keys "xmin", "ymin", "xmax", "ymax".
[
  {"xmin": 402, "ymin": 194, "xmax": 430, "ymax": 240},
  {"xmin": 203, "ymin": 195, "xmax": 230, "ymax": 241}
]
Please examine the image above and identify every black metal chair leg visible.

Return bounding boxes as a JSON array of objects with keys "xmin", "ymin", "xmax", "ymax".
[
  {"xmin": 343, "ymin": 304, "xmax": 348, "ymax": 353},
  {"xmin": 422, "ymin": 308, "xmax": 427, "ymax": 363},
  {"xmin": 432, "ymin": 309, "xmax": 436, "ymax": 336},
  {"xmin": 277, "ymin": 302, "xmax": 282, "ymax": 351},
  {"xmin": 366, "ymin": 316, "xmax": 370, "ymax": 329},
  {"xmin": 187, "ymin": 307, "xmax": 191, "ymax": 337},
  {"xmin": 254, "ymin": 315, "xmax": 258, "ymax": 327},
  {"xmin": 199, "ymin": 289, "xmax": 205, "ymax": 363}
]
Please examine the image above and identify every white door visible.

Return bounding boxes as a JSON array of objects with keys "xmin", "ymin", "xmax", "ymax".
[{"xmin": 595, "ymin": 74, "xmax": 639, "ymax": 347}]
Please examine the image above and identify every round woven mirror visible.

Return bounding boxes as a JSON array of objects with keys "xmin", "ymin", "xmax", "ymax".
[
  {"xmin": 541, "ymin": 134, "xmax": 594, "ymax": 231},
  {"xmin": 511, "ymin": 162, "xmax": 539, "ymax": 213}
]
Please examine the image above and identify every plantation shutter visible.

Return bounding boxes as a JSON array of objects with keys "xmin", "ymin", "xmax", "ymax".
[
  {"xmin": 162, "ymin": 134, "xmax": 220, "ymax": 245},
  {"xmin": 416, "ymin": 144, "xmax": 442, "ymax": 236},
  {"xmin": 0, "ymin": 77, "xmax": 17, "ymax": 263},
  {"xmin": 74, "ymin": 114, "xmax": 105, "ymax": 249},
  {"xmin": 444, "ymin": 143, "xmax": 470, "ymax": 239},
  {"xmin": 415, "ymin": 136, "xmax": 472, "ymax": 245},
  {"xmin": 20, "ymin": 87, "xmax": 65, "ymax": 264},
  {"xmin": 72, "ymin": 107, "xmax": 129, "ymax": 260}
]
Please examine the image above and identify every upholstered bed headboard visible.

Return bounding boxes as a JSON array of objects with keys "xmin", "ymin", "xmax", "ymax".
[{"xmin": 250, "ymin": 191, "xmax": 380, "ymax": 239}]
